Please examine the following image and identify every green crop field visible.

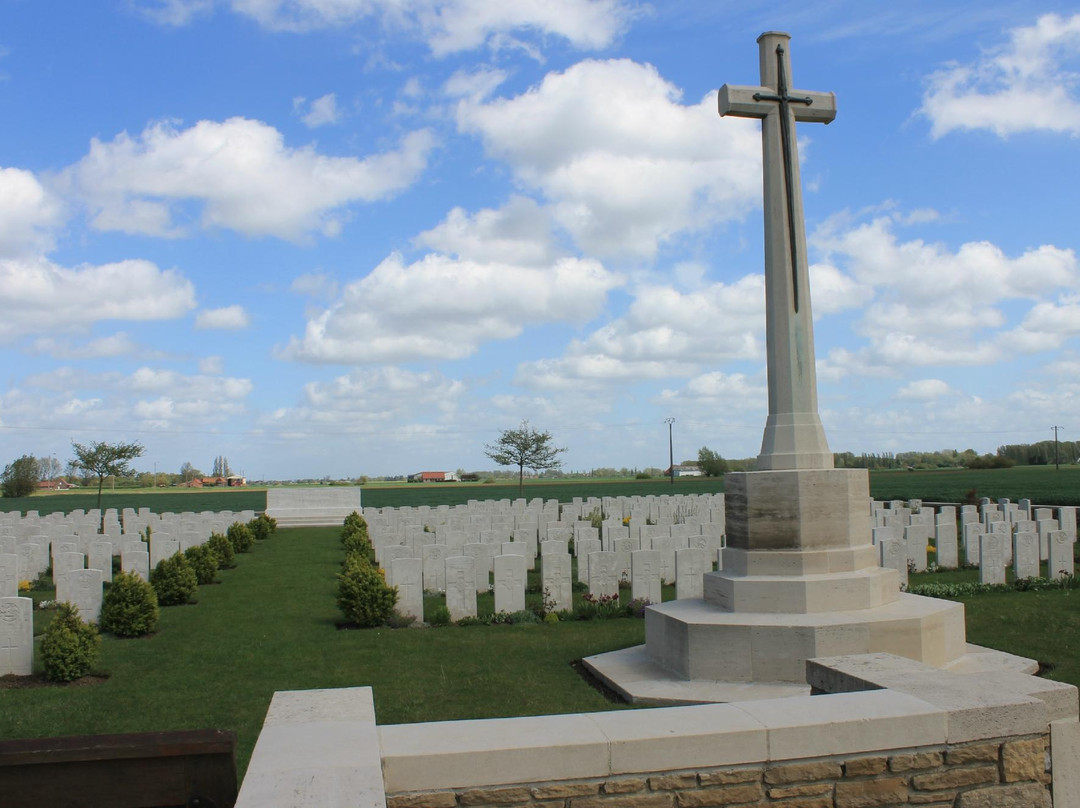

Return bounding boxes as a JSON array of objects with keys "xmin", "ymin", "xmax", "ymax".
[{"xmin": 3, "ymin": 465, "xmax": 1078, "ymax": 516}]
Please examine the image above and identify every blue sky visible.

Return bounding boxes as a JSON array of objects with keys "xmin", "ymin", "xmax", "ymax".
[{"xmin": 3, "ymin": 0, "xmax": 1080, "ymax": 480}]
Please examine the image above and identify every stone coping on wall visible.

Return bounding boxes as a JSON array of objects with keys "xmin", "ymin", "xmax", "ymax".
[
  {"xmin": 233, "ymin": 654, "xmax": 1080, "ymax": 807},
  {"xmin": 264, "ymin": 488, "xmax": 363, "ymax": 527}
]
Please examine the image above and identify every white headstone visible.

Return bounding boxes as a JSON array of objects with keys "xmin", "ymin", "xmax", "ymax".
[
  {"xmin": 122, "ymin": 550, "xmax": 150, "ymax": 581},
  {"xmin": 444, "ymin": 556, "xmax": 477, "ymax": 621},
  {"xmin": 0, "ymin": 597, "xmax": 33, "ymax": 675},
  {"xmin": 494, "ymin": 554, "xmax": 526, "ymax": 613},
  {"xmin": 0, "ymin": 554, "xmax": 18, "ymax": 598},
  {"xmin": 89, "ymin": 541, "xmax": 114, "ymax": 583},
  {"xmin": 1048, "ymin": 530, "xmax": 1074, "ymax": 579},
  {"xmin": 1013, "ymin": 532, "xmax": 1040, "ymax": 580},
  {"xmin": 675, "ymin": 547, "xmax": 709, "ymax": 600},
  {"xmin": 631, "ymin": 549, "xmax": 662, "ymax": 605},
  {"xmin": 934, "ymin": 519, "xmax": 958, "ymax": 569},
  {"xmin": 587, "ymin": 551, "xmax": 619, "ymax": 599},
  {"xmin": 879, "ymin": 538, "xmax": 908, "ymax": 589},
  {"xmin": 392, "ymin": 557, "xmax": 424, "ymax": 620},
  {"xmin": 979, "ymin": 534, "xmax": 1006, "ymax": 585},
  {"xmin": 541, "ymin": 552, "xmax": 572, "ymax": 613},
  {"xmin": 58, "ymin": 567, "xmax": 104, "ymax": 623},
  {"xmin": 53, "ymin": 551, "xmax": 85, "ymax": 585},
  {"xmin": 462, "ymin": 543, "xmax": 494, "ymax": 592},
  {"xmin": 422, "ymin": 544, "xmax": 447, "ymax": 592}
]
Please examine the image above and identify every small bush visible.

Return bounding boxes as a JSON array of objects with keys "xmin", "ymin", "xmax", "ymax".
[
  {"xmin": 41, "ymin": 602, "xmax": 100, "ymax": 682},
  {"xmin": 248, "ymin": 514, "xmax": 277, "ymax": 541},
  {"xmin": 428, "ymin": 604, "xmax": 452, "ymax": 627},
  {"xmin": 184, "ymin": 544, "xmax": 219, "ymax": 585},
  {"xmin": 385, "ymin": 610, "xmax": 417, "ymax": 629},
  {"xmin": 150, "ymin": 553, "xmax": 199, "ymax": 606},
  {"xmin": 543, "ymin": 612, "xmax": 559, "ymax": 624},
  {"xmin": 342, "ymin": 529, "xmax": 376, "ymax": 564},
  {"xmin": 226, "ymin": 522, "xmax": 255, "ymax": 554},
  {"xmin": 625, "ymin": 597, "xmax": 651, "ymax": 618},
  {"xmin": 100, "ymin": 570, "xmax": 159, "ymax": 637},
  {"xmin": 336, "ymin": 554, "xmax": 397, "ymax": 628},
  {"xmin": 206, "ymin": 532, "xmax": 235, "ymax": 569},
  {"xmin": 343, "ymin": 511, "xmax": 368, "ymax": 537}
]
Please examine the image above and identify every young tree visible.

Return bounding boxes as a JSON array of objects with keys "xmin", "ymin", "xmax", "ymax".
[
  {"xmin": 697, "ymin": 446, "xmax": 729, "ymax": 477},
  {"xmin": 484, "ymin": 420, "xmax": 566, "ymax": 495},
  {"xmin": 1, "ymin": 455, "xmax": 41, "ymax": 498},
  {"xmin": 71, "ymin": 440, "xmax": 145, "ymax": 531}
]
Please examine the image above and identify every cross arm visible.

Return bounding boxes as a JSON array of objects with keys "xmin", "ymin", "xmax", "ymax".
[{"xmin": 718, "ymin": 84, "xmax": 837, "ymax": 124}]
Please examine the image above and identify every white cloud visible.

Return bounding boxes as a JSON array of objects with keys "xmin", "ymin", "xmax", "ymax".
[
  {"xmin": 897, "ymin": 378, "xmax": 954, "ymax": 400},
  {"xmin": 807, "ymin": 262, "xmax": 874, "ymax": 315},
  {"xmin": 290, "ymin": 271, "xmax": 339, "ymax": 300},
  {"xmin": 195, "ymin": 305, "xmax": 251, "ymax": 330},
  {"xmin": 135, "ymin": 0, "xmax": 214, "ymax": 25},
  {"xmin": 295, "ymin": 92, "xmax": 341, "ymax": 127},
  {"xmin": 920, "ymin": 12, "xmax": 1080, "ymax": 138},
  {"xmin": 199, "ymin": 355, "xmax": 225, "ymax": 374},
  {"xmin": 443, "ymin": 66, "xmax": 508, "ymax": 100},
  {"xmin": 7, "ymin": 365, "xmax": 253, "ymax": 431},
  {"xmin": 281, "ymin": 249, "xmax": 621, "ymax": 363},
  {"xmin": 657, "ymin": 370, "xmax": 767, "ymax": 412},
  {"xmin": 456, "ymin": 58, "xmax": 762, "ymax": 260},
  {"xmin": 415, "ymin": 196, "xmax": 560, "ymax": 266},
  {"xmin": 0, "ymin": 167, "xmax": 64, "ymax": 257},
  {"xmin": 515, "ymin": 274, "xmax": 765, "ymax": 390},
  {"xmin": 63, "ymin": 117, "xmax": 436, "ymax": 240},
  {"xmin": 197, "ymin": 0, "xmax": 634, "ymax": 55},
  {"xmin": 810, "ymin": 211, "xmax": 1079, "ymax": 375},
  {"xmin": 30, "ymin": 332, "xmax": 152, "ymax": 360},
  {"xmin": 0, "ymin": 256, "xmax": 196, "ymax": 341}
]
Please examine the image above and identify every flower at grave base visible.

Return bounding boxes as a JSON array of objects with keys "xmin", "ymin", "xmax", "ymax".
[
  {"xmin": 622, "ymin": 517, "xmax": 630, "ymax": 526},
  {"xmin": 18, "ymin": 580, "xmax": 31, "ymax": 592}
]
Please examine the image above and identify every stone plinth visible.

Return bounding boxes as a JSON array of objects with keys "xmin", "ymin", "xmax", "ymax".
[{"xmin": 586, "ymin": 467, "xmax": 989, "ymax": 700}]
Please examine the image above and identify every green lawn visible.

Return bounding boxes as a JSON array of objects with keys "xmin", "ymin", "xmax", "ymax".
[{"xmin": 3, "ymin": 525, "xmax": 646, "ymax": 781}]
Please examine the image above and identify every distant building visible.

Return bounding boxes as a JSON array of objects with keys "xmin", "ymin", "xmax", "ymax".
[
  {"xmin": 407, "ymin": 471, "xmax": 460, "ymax": 483},
  {"xmin": 37, "ymin": 479, "xmax": 78, "ymax": 491},
  {"xmin": 663, "ymin": 463, "xmax": 703, "ymax": 478}
]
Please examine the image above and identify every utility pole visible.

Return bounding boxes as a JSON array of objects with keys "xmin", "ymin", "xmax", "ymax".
[
  {"xmin": 1052, "ymin": 425, "xmax": 1064, "ymax": 471},
  {"xmin": 665, "ymin": 418, "xmax": 675, "ymax": 486}
]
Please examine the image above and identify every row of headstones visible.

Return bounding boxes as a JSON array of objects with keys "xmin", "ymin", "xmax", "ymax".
[
  {"xmin": 387, "ymin": 546, "xmax": 718, "ymax": 622},
  {"xmin": 376, "ymin": 525, "xmax": 725, "ymax": 593},
  {"xmin": 871, "ymin": 502, "xmax": 1077, "ymax": 586},
  {"xmin": 366, "ymin": 494, "xmax": 726, "ymax": 559},
  {"xmin": 0, "ymin": 508, "xmax": 255, "ymax": 546}
]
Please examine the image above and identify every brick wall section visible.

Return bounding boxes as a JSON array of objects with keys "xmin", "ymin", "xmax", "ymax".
[{"xmin": 385, "ymin": 734, "xmax": 1053, "ymax": 808}]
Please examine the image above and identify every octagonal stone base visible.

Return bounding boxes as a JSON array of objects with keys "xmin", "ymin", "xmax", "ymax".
[{"xmin": 644, "ymin": 592, "xmax": 967, "ymax": 684}]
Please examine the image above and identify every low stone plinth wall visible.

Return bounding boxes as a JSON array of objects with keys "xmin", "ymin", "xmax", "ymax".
[
  {"xmin": 384, "ymin": 737, "xmax": 1051, "ymax": 807},
  {"xmin": 264, "ymin": 487, "xmax": 362, "ymax": 527}
]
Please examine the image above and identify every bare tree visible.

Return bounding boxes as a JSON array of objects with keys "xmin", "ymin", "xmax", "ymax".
[
  {"xmin": 71, "ymin": 440, "xmax": 145, "ymax": 532},
  {"xmin": 484, "ymin": 420, "xmax": 566, "ymax": 496}
]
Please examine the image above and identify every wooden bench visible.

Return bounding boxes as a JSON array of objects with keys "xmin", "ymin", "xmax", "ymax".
[{"xmin": 0, "ymin": 728, "xmax": 237, "ymax": 807}]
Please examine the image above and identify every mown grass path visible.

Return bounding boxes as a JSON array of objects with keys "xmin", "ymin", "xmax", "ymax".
[{"xmin": 2, "ymin": 526, "xmax": 643, "ymax": 781}]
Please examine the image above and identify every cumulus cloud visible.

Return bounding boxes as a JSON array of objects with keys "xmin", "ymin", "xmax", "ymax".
[
  {"xmin": 195, "ymin": 305, "xmax": 251, "ymax": 330},
  {"xmin": 0, "ymin": 256, "xmax": 196, "ymax": 341},
  {"xmin": 0, "ymin": 167, "xmax": 64, "ymax": 257},
  {"xmin": 456, "ymin": 58, "xmax": 762, "ymax": 260},
  {"xmin": 280, "ymin": 249, "xmax": 621, "ymax": 363},
  {"xmin": 290, "ymin": 271, "xmax": 339, "ymax": 300},
  {"xmin": 657, "ymin": 370, "xmax": 767, "ymax": 410},
  {"xmin": 897, "ymin": 378, "xmax": 954, "ymax": 400},
  {"xmin": 7, "ymin": 364, "xmax": 253, "ymax": 431},
  {"xmin": 415, "ymin": 196, "xmax": 560, "ymax": 266},
  {"xmin": 295, "ymin": 93, "xmax": 341, "ymax": 127},
  {"xmin": 811, "ymin": 210, "xmax": 1078, "ymax": 376},
  {"xmin": 515, "ymin": 275, "xmax": 765, "ymax": 390},
  {"xmin": 920, "ymin": 12, "xmax": 1080, "ymax": 138},
  {"xmin": 166, "ymin": 0, "xmax": 635, "ymax": 54},
  {"xmin": 29, "ymin": 333, "xmax": 154, "ymax": 360},
  {"xmin": 63, "ymin": 117, "xmax": 436, "ymax": 240}
]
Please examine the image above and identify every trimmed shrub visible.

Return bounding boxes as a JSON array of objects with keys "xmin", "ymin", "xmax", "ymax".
[
  {"xmin": 100, "ymin": 570, "xmax": 159, "ymax": 637},
  {"xmin": 41, "ymin": 602, "xmax": 100, "ymax": 682},
  {"xmin": 336, "ymin": 554, "xmax": 397, "ymax": 628},
  {"xmin": 226, "ymin": 521, "xmax": 255, "ymax": 554},
  {"xmin": 343, "ymin": 511, "xmax": 368, "ymax": 536},
  {"xmin": 151, "ymin": 552, "xmax": 198, "ymax": 606},
  {"xmin": 184, "ymin": 544, "xmax": 219, "ymax": 586},
  {"xmin": 342, "ymin": 529, "xmax": 376, "ymax": 564},
  {"xmin": 206, "ymin": 532, "xmax": 235, "ymax": 569},
  {"xmin": 248, "ymin": 514, "xmax": 277, "ymax": 541}
]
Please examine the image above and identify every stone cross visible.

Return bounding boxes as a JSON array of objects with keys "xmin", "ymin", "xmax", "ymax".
[{"xmin": 719, "ymin": 31, "xmax": 836, "ymax": 471}]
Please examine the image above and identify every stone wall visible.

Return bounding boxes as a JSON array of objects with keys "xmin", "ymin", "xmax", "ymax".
[{"xmin": 384, "ymin": 737, "xmax": 1052, "ymax": 807}]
